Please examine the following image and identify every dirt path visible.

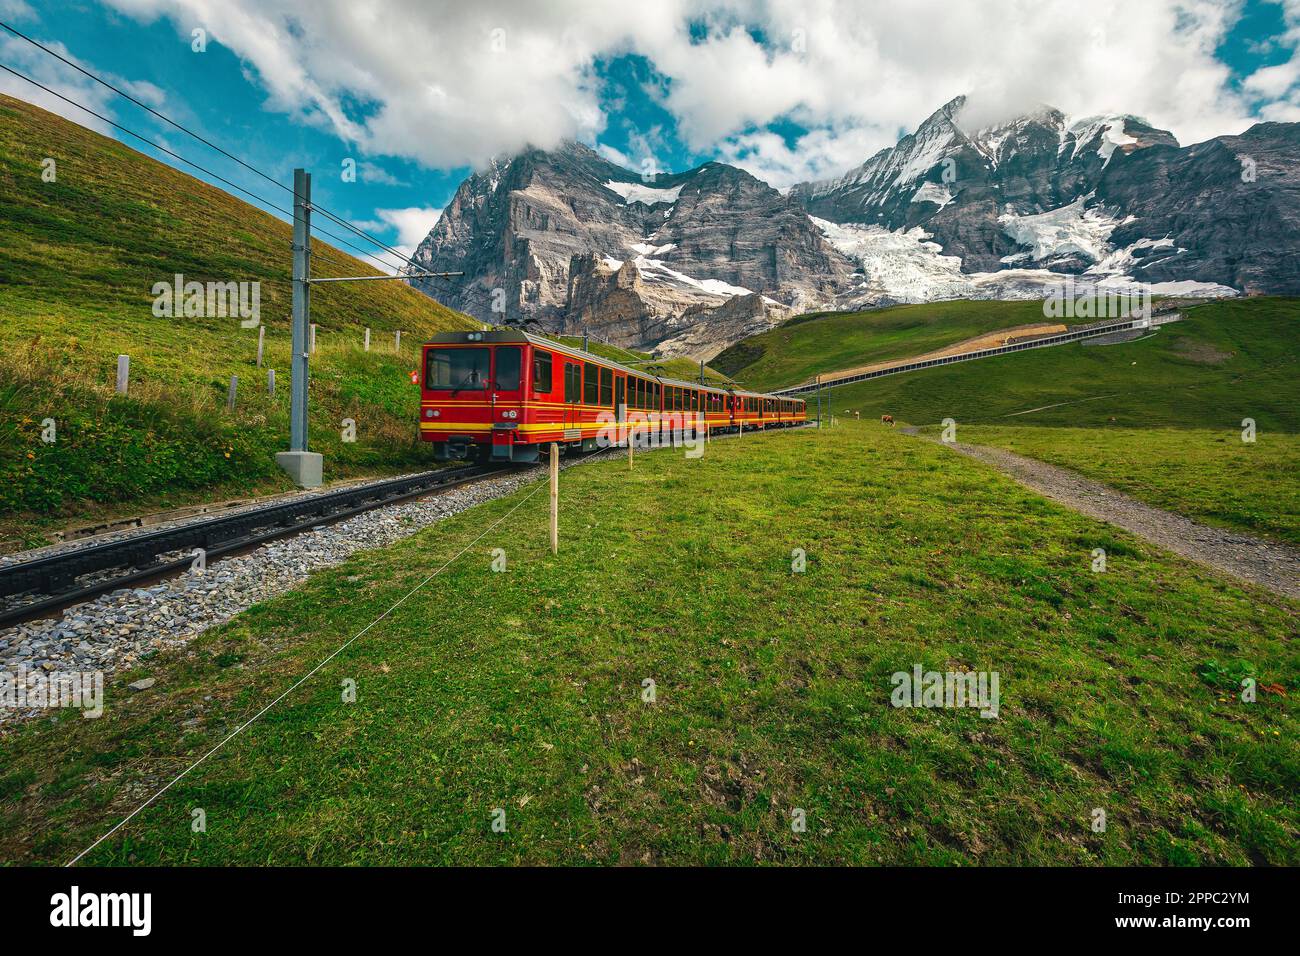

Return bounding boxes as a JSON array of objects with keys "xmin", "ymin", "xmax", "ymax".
[{"xmin": 904, "ymin": 429, "xmax": 1299, "ymax": 600}]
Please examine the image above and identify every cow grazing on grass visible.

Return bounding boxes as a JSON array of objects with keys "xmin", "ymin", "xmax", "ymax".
[{"xmin": 881, "ymin": 414, "xmax": 894, "ymax": 426}]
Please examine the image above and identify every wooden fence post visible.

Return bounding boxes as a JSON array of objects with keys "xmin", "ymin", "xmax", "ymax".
[
  {"xmin": 227, "ymin": 375, "xmax": 238, "ymax": 411},
  {"xmin": 364, "ymin": 327, "xmax": 370, "ymax": 351},
  {"xmin": 394, "ymin": 330, "xmax": 402, "ymax": 353},
  {"xmin": 268, "ymin": 368, "xmax": 275, "ymax": 397},
  {"xmin": 549, "ymin": 442, "xmax": 559, "ymax": 555},
  {"xmin": 256, "ymin": 324, "xmax": 265, "ymax": 367},
  {"xmin": 309, "ymin": 323, "xmax": 317, "ymax": 353},
  {"xmin": 115, "ymin": 355, "xmax": 129, "ymax": 395}
]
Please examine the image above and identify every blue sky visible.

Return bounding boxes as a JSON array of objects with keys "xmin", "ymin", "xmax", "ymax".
[{"xmin": 2, "ymin": 0, "xmax": 1297, "ymax": 271}]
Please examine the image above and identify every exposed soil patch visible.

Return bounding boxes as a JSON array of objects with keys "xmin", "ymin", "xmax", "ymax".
[{"xmin": 1172, "ymin": 339, "xmax": 1235, "ymax": 365}]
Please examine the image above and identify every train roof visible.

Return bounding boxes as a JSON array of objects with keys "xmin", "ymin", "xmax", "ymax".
[{"xmin": 424, "ymin": 328, "xmax": 801, "ymax": 402}]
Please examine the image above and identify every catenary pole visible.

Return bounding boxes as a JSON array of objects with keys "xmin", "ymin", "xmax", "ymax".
[{"xmin": 290, "ymin": 167, "xmax": 311, "ymax": 453}]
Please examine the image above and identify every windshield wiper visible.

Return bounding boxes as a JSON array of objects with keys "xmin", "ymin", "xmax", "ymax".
[{"xmin": 449, "ymin": 370, "xmax": 484, "ymax": 396}]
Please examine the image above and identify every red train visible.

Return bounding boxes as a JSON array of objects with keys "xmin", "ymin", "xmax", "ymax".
[{"xmin": 419, "ymin": 330, "xmax": 807, "ymax": 463}]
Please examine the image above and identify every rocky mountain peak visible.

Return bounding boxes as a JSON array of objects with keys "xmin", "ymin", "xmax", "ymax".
[{"xmin": 405, "ymin": 140, "xmax": 855, "ymax": 359}]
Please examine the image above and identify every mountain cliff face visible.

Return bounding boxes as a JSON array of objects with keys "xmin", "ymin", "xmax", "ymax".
[
  {"xmin": 1093, "ymin": 122, "xmax": 1300, "ymax": 294},
  {"xmin": 405, "ymin": 142, "xmax": 854, "ymax": 359},
  {"xmin": 406, "ymin": 96, "xmax": 1297, "ymax": 360}
]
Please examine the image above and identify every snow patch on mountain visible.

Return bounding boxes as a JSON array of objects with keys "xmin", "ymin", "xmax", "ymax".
[
  {"xmin": 629, "ymin": 241, "xmax": 677, "ymax": 256},
  {"xmin": 998, "ymin": 198, "xmax": 1130, "ymax": 264},
  {"xmin": 811, "ymin": 216, "xmax": 1239, "ymax": 304},
  {"xmin": 603, "ymin": 180, "xmax": 684, "ymax": 206},
  {"xmin": 635, "ymin": 256, "xmax": 753, "ymax": 299},
  {"xmin": 1088, "ymin": 235, "xmax": 1176, "ymax": 275},
  {"xmin": 811, "ymin": 217, "xmax": 969, "ymax": 301},
  {"xmin": 1066, "ymin": 116, "xmax": 1138, "ymax": 162},
  {"xmin": 912, "ymin": 182, "xmax": 954, "ymax": 209}
]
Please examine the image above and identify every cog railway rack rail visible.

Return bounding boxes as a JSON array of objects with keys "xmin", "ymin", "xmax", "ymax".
[{"xmin": 0, "ymin": 465, "xmax": 500, "ymax": 629}]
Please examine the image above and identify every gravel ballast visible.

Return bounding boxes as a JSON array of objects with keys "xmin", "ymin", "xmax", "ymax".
[{"xmin": 0, "ymin": 463, "xmax": 574, "ymax": 726}]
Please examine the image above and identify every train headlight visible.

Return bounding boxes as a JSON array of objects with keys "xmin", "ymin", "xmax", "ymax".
[
  {"xmin": 504, "ymin": 409, "xmax": 518, "ymax": 419},
  {"xmin": 426, "ymin": 409, "xmax": 439, "ymax": 418}
]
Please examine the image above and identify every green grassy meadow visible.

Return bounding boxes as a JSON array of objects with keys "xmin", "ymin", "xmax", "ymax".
[
  {"xmin": 1, "ymin": 422, "xmax": 1294, "ymax": 866},
  {"xmin": 713, "ymin": 299, "xmax": 1071, "ymax": 391},
  {"xmin": 0, "ymin": 94, "xmax": 477, "ymax": 546}
]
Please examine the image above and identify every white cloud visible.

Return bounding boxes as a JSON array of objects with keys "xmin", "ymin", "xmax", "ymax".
[
  {"xmin": 356, "ymin": 206, "xmax": 442, "ymax": 273},
  {"xmin": 716, "ymin": 127, "xmax": 885, "ymax": 193},
  {"xmin": 77, "ymin": 0, "xmax": 1295, "ymax": 187},
  {"xmin": 1248, "ymin": 0, "xmax": 1300, "ymax": 120}
]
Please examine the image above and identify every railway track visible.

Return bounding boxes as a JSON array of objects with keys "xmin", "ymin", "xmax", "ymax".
[
  {"xmin": 0, "ymin": 464, "xmax": 503, "ymax": 629},
  {"xmin": 0, "ymin": 423, "xmax": 807, "ymax": 631}
]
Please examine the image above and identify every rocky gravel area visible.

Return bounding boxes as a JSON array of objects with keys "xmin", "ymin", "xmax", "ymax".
[
  {"xmin": 931, "ymin": 437, "xmax": 1300, "ymax": 600},
  {"xmin": 0, "ymin": 461, "xmax": 585, "ymax": 726}
]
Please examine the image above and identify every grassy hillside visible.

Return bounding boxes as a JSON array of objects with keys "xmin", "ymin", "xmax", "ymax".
[
  {"xmin": 0, "ymin": 94, "xmax": 478, "ymax": 545},
  {"xmin": 823, "ymin": 298, "xmax": 1299, "ymax": 432},
  {"xmin": 713, "ymin": 300, "xmax": 1069, "ymax": 391},
  {"xmin": 1, "ymin": 423, "xmax": 1293, "ymax": 865}
]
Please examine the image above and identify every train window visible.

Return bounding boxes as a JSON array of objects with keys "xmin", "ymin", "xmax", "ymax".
[
  {"xmin": 494, "ymin": 347, "xmax": 521, "ymax": 390},
  {"xmin": 426, "ymin": 347, "xmax": 488, "ymax": 391},
  {"xmin": 636, "ymin": 378, "xmax": 646, "ymax": 409},
  {"xmin": 599, "ymin": 366, "xmax": 613, "ymax": 406},
  {"xmin": 532, "ymin": 350, "xmax": 553, "ymax": 393},
  {"xmin": 584, "ymin": 363, "xmax": 598, "ymax": 404},
  {"xmin": 692, "ymin": 391, "xmax": 699, "ymax": 411},
  {"xmin": 564, "ymin": 362, "xmax": 581, "ymax": 403}
]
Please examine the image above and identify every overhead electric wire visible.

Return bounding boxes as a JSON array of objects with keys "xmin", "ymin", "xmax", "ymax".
[
  {"xmin": 0, "ymin": 20, "xmax": 436, "ymax": 276},
  {"xmin": 0, "ymin": 62, "xmax": 418, "ymax": 276}
]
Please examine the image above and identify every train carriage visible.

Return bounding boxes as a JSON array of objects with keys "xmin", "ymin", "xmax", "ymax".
[{"xmin": 418, "ymin": 330, "xmax": 805, "ymax": 463}]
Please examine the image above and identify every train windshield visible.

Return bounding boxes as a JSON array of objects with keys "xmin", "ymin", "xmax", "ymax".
[
  {"xmin": 494, "ymin": 346, "xmax": 521, "ymax": 390},
  {"xmin": 426, "ymin": 347, "xmax": 489, "ymax": 391}
]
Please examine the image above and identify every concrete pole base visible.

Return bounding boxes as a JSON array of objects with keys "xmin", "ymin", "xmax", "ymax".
[{"xmin": 276, "ymin": 451, "xmax": 323, "ymax": 488}]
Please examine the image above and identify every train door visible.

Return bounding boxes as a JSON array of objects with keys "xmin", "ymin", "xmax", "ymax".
[
  {"xmin": 614, "ymin": 376, "xmax": 626, "ymax": 444},
  {"xmin": 563, "ymin": 359, "xmax": 581, "ymax": 440}
]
